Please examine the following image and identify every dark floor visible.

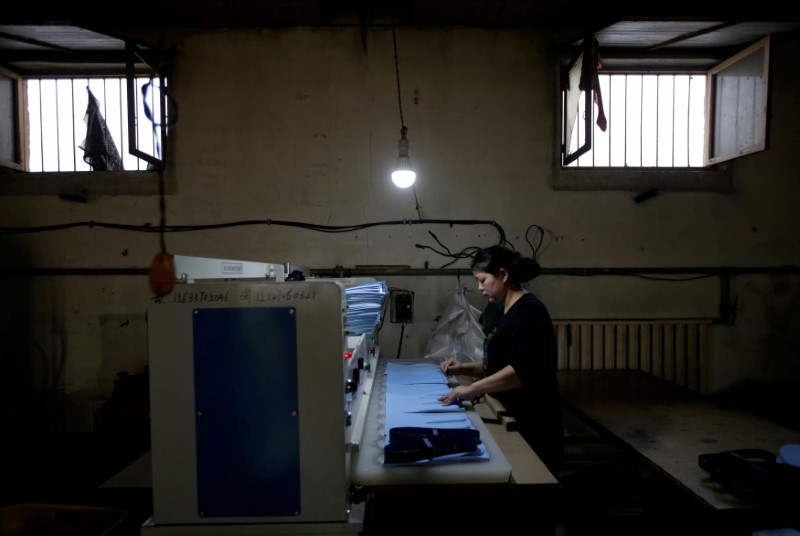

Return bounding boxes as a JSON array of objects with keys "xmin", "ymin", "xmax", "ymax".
[
  {"xmin": 555, "ymin": 441, "xmax": 800, "ymax": 536},
  {"xmin": 1, "ymin": 432, "xmax": 797, "ymax": 536},
  {"xmin": 0, "ymin": 431, "xmax": 153, "ymax": 536}
]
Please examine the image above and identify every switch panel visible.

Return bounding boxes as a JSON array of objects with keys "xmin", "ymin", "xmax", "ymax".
[{"xmin": 390, "ymin": 290, "xmax": 414, "ymax": 324}]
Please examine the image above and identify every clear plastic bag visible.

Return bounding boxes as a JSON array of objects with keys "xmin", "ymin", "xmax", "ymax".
[{"xmin": 424, "ymin": 284, "xmax": 485, "ymax": 363}]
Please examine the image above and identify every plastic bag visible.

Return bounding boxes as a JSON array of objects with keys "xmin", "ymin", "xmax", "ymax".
[{"xmin": 424, "ymin": 284, "xmax": 485, "ymax": 364}]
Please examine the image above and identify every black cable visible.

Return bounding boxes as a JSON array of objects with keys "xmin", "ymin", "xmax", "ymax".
[
  {"xmin": 550, "ymin": 270, "xmax": 719, "ymax": 282},
  {"xmin": 525, "ymin": 224, "xmax": 545, "ymax": 261},
  {"xmin": 412, "ymin": 185, "xmax": 422, "ymax": 220},
  {"xmin": 0, "ymin": 218, "xmax": 506, "ymax": 242},
  {"xmin": 438, "ymin": 247, "xmax": 482, "ymax": 269},
  {"xmin": 612, "ymin": 273, "xmax": 718, "ymax": 282},
  {"xmin": 427, "ymin": 231, "xmax": 451, "ymax": 255},
  {"xmin": 374, "ymin": 286, "xmax": 395, "ymax": 335},
  {"xmin": 415, "ymin": 242, "xmax": 481, "ymax": 269},
  {"xmin": 395, "ymin": 322, "xmax": 405, "ymax": 359},
  {"xmin": 391, "ymin": 22, "xmax": 405, "ymax": 130},
  {"xmin": 157, "ymin": 169, "xmax": 167, "ymax": 253}
]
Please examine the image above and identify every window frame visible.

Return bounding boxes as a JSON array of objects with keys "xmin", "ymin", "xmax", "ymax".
[
  {"xmin": 0, "ymin": 40, "xmax": 172, "ymax": 197},
  {"xmin": 705, "ymin": 36, "xmax": 770, "ymax": 166},
  {"xmin": 0, "ymin": 64, "xmax": 27, "ymax": 171},
  {"xmin": 126, "ymin": 43, "xmax": 170, "ymax": 171},
  {"xmin": 553, "ymin": 36, "xmax": 773, "ymax": 192},
  {"xmin": 561, "ymin": 37, "xmax": 597, "ymax": 167}
]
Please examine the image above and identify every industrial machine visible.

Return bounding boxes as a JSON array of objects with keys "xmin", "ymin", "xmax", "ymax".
[
  {"xmin": 143, "ymin": 256, "xmax": 379, "ymax": 535},
  {"xmin": 142, "ymin": 255, "xmax": 513, "ymax": 535}
]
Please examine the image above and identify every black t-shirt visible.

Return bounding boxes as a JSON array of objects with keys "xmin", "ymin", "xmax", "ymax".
[{"xmin": 484, "ymin": 292, "xmax": 563, "ymax": 473}]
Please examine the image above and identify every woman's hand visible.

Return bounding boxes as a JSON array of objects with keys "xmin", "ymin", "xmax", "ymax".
[
  {"xmin": 440, "ymin": 359, "xmax": 460, "ymax": 376},
  {"xmin": 441, "ymin": 359, "xmax": 484, "ymax": 378},
  {"xmin": 438, "ymin": 385, "xmax": 471, "ymax": 406}
]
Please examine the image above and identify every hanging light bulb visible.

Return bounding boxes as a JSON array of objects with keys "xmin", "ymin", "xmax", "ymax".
[
  {"xmin": 391, "ymin": 126, "xmax": 416, "ymax": 188},
  {"xmin": 390, "ymin": 23, "xmax": 417, "ymax": 189}
]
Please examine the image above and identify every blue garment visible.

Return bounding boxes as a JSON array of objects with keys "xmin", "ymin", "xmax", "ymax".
[{"xmin": 382, "ymin": 361, "xmax": 488, "ymax": 464}]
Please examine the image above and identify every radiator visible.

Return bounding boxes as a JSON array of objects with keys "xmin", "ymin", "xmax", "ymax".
[{"xmin": 554, "ymin": 319, "xmax": 711, "ymax": 393}]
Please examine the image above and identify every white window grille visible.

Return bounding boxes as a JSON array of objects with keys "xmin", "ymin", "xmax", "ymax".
[
  {"xmin": 565, "ymin": 73, "xmax": 707, "ymax": 168},
  {"xmin": 559, "ymin": 36, "xmax": 770, "ymax": 191},
  {"xmin": 26, "ymin": 76, "xmax": 165, "ymax": 172}
]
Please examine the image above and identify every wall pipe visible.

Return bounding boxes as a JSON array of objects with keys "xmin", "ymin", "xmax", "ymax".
[{"xmin": 2, "ymin": 265, "xmax": 798, "ymax": 326}]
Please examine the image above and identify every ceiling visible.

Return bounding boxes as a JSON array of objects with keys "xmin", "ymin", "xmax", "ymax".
[{"xmin": 1, "ymin": 1, "xmax": 798, "ymax": 74}]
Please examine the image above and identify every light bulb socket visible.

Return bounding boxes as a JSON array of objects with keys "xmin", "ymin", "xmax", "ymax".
[{"xmin": 397, "ymin": 136, "xmax": 410, "ymax": 157}]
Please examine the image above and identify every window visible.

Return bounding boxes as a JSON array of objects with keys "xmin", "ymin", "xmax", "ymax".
[
  {"xmin": 706, "ymin": 37, "xmax": 770, "ymax": 165},
  {"xmin": 26, "ymin": 76, "xmax": 165, "ymax": 172},
  {"xmin": 0, "ymin": 36, "xmax": 171, "ymax": 196},
  {"xmin": 565, "ymin": 73, "xmax": 707, "ymax": 168},
  {"xmin": 0, "ymin": 65, "xmax": 25, "ymax": 171},
  {"xmin": 555, "ymin": 36, "xmax": 771, "ymax": 192}
]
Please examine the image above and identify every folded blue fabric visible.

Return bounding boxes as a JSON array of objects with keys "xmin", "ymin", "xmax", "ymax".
[
  {"xmin": 382, "ymin": 360, "xmax": 489, "ymax": 465},
  {"xmin": 385, "ymin": 393, "xmax": 465, "ymax": 413},
  {"xmin": 384, "ymin": 427, "xmax": 481, "ymax": 464}
]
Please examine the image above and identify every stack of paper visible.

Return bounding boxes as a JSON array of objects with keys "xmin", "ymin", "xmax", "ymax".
[{"xmin": 345, "ymin": 281, "xmax": 388, "ymax": 334}]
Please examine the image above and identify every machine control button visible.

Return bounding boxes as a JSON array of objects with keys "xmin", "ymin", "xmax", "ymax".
[{"xmin": 346, "ymin": 378, "xmax": 357, "ymax": 393}]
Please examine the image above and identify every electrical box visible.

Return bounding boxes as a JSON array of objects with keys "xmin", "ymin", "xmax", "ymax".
[{"xmin": 390, "ymin": 291, "xmax": 414, "ymax": 324}]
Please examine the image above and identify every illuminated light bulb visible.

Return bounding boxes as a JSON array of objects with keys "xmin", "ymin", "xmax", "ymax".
[
  {"xmin": 391, "ymin": 132, "xmax": 416, "ymax": 188},
  {"xmin": 391, "ymin": 168, "xmax": 416, "ymax": 188}
]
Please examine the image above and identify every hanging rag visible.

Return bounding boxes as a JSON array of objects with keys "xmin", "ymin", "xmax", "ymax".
[
  {"xmin": 578, "ymin": 36, "xmax": 607, "ymax": 132},
  {"xmin": 80, "ymin": 87, "xmax": 124, "ymax": 171}
]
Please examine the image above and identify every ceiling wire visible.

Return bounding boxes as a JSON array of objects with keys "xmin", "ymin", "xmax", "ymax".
[
  {"xmin": 392, "ymin": 20, "xmax": 423, "ymax": 220},
  {"xmin": 391, "ymin": 21, "xmax": 406, "ymax": 131}
]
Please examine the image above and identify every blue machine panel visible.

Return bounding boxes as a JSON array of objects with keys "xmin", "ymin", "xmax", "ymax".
[{"xmin": 193, "ymin": 307, "xmax": 300, "ymax": 517}]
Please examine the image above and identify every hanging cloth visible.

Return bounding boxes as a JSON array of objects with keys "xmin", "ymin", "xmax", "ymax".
[
  {"xmin": 80, "ymin": 87, "xmax": 124, "ymax": 171},
  {"xmin": 563, "ymin": 36, "xmax": 608, "ymax": 148},
  {"xmin": 578, "ymin": 36, "xmax": 607, "ymax": 132}
]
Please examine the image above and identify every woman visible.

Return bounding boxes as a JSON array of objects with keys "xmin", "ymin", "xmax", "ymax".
[{"xmin": 438, "ymin": 245, "xmax": 564, "ymax": 476}]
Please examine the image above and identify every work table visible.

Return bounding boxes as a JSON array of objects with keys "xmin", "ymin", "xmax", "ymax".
[{"xmin": 557, "ymin": 369, "xmax": 800, "ymax": 511}]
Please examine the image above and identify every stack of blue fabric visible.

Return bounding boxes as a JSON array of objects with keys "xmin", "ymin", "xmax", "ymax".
[
  {"xmin": 382, "ymin": 360, "xmax": 488, "ymax": 465},
  {"xmin": 344, "ymin": 280, "xmax": 388, "ymax": 335}
]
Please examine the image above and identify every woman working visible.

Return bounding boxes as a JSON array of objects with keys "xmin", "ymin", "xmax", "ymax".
[{"xmin": 438, "ymin": 245, "xmax": 564, "ymax": 476}]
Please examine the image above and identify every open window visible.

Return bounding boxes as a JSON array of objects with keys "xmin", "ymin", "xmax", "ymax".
[
  {"xmin": 556, "ymin": 24, "xmax": 779, "ymax": 192},
  {"xmin": 126, "ymin": 42, "xmax": 172, "ymax": 171},
  {"xmin": 705, "ymin": 37, "xmax": 770, "ymax": 165},
  {"xmin": 562, "ymin": 37, "xmax": 606, "ymax": 166},
  {"xmin": 0, "ymin": 26, "xmax": 172, "ymax": 195},
  {"xmin": 0, "ymin": 65, "xmax": 26, "ymax": 171}
]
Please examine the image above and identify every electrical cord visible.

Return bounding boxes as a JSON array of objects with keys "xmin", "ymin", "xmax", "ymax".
[
  {"xmin": 526, "ymin": 224, "xmax": 545, "ymax": 261},
  {"xmin": 0, "ymin": 218, "xmax": 506, "ymax": 240},
  {"xmin": 395, "ymin": 322, "xmax": 405, "ymax": 359},
  {"xmin": 414, "ymin": 231, "xmax": 482, "ymax": 269}
]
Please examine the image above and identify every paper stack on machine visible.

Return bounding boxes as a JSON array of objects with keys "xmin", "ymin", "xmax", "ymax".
[
  {"xmin": 382, "ymin": 361, "xmax": 488, "ymax": 465},
  {"xmin": 345, "ymin": 280, "xmax": 389, "ymax": 335}
]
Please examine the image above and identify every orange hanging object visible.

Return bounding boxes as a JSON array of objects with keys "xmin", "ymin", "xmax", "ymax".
[{"xmin": 149, "ymin": 251, "xmax": 175, "ymax": 297}]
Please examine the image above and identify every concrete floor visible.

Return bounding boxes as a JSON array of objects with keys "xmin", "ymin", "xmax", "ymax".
[{"xmin": 1, "ymin": 434, "xmax": 796, "ymax": 536}]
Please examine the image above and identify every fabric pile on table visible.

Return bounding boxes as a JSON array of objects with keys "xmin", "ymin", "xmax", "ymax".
[{"xmin": 382, "ymin": 360, "xmax": 488, "ymax": 465}]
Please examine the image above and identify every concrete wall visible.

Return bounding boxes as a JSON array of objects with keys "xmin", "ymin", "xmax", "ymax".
[{"xmin": 1, "ymin": 27, "xmax": 798, "ymax": 433}]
